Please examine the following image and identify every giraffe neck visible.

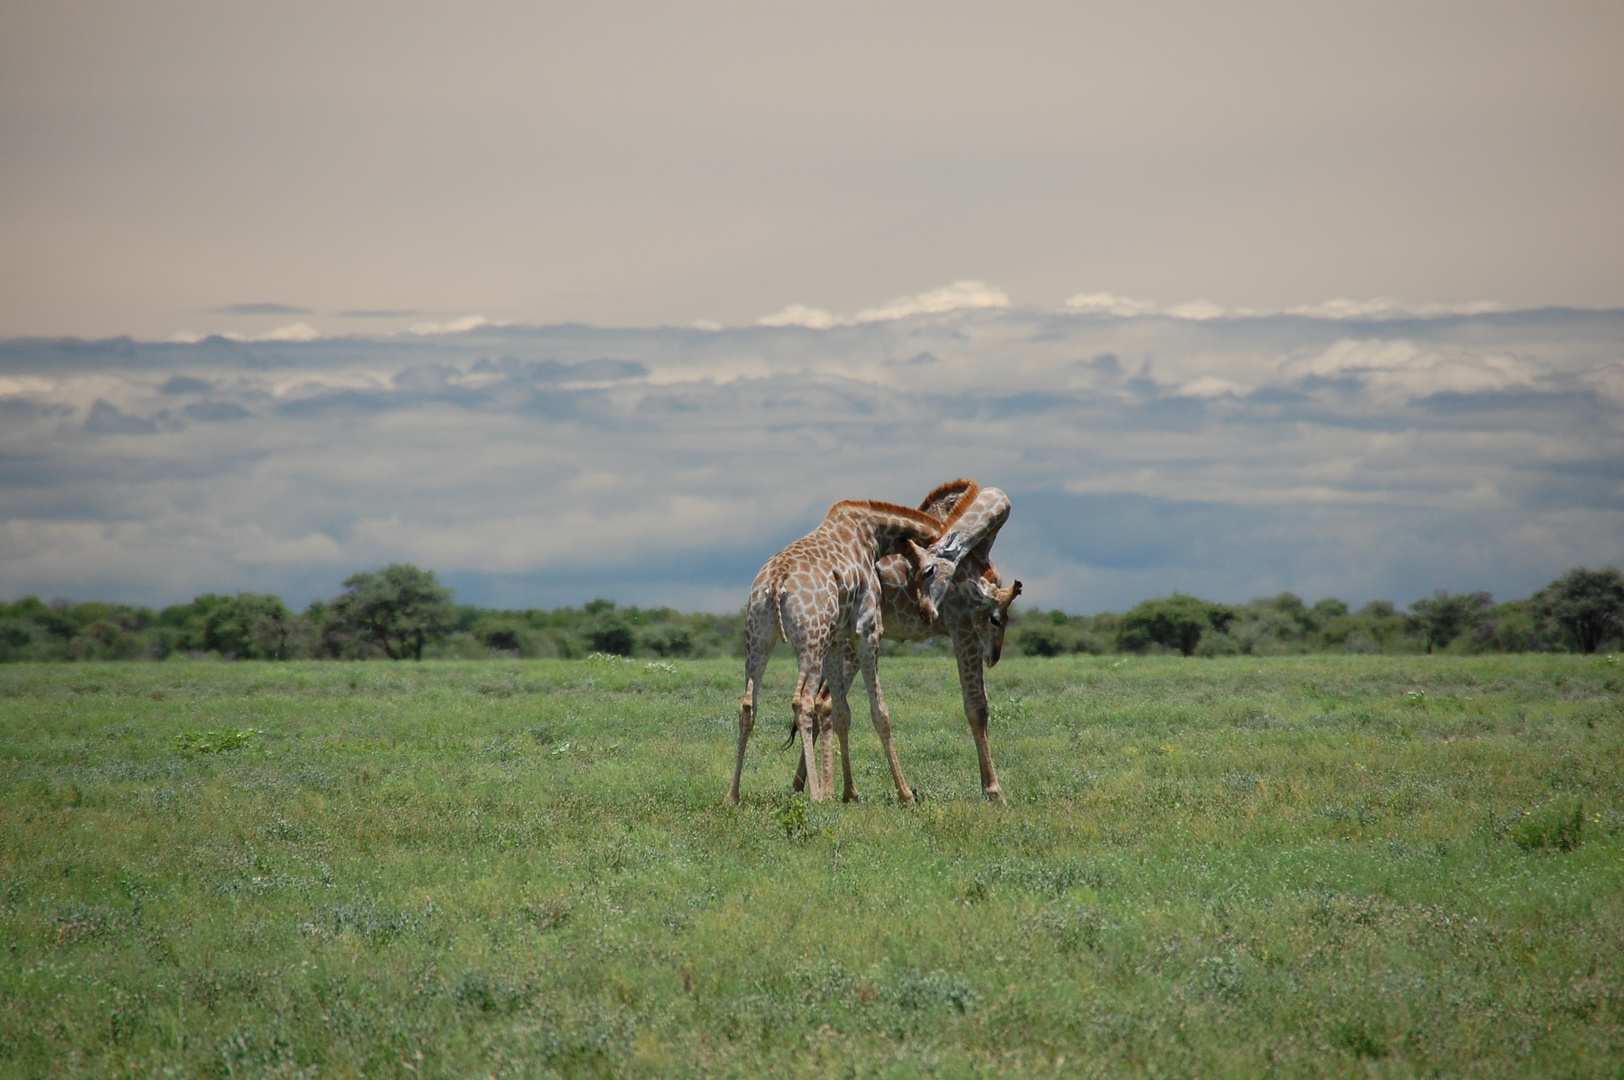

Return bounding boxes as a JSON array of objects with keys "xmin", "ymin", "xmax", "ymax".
[{"xmin": 823, "ymin": 500, "xmax": 943, "ymax": 555}]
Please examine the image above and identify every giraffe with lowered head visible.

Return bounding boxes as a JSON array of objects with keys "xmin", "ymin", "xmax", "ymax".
[
  {"xmin": 797, "ymin": 481, "xmax": 1022, "ymax": 803},
  {"xmin": 728, "ymin": 496, "xmax": 974, "ymax": 805}
]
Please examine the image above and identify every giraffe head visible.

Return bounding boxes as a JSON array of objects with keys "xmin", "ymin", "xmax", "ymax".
[
  {"xmin": 967, "ymin": 572, "xmax": 1023, "ymax": 667},
  {"xmin": 912, "ymin": 482, "xmax": 1011, "ymax": 627},
  {"xmin": 905, "ymin": 537, "xmax": 963, "ymax": 625}
]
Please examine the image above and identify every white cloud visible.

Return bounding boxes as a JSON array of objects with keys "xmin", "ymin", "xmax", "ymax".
[
  {"xmin": 224, "ymin": 322, "xmax": 324, "ymax": 342},
  {"xmin": 757, "ymin": 281, "xmax": 1008, "ymax": 329},
  {"xmin": 171, "ymin": 323, "xmax": 326, "ymax": 343},
  {"xmin": 1064, "ymin": 293, "xmax": 1227, "ymax": 319},
  {"xmin": 1177, "ymin": 376, "xmax": 1250, "ymax": 398},
  {"xmin": 1163, "ymin": 299, "xmax": 1226, "ymax": 321},
  {"xmin": 1064, "ymin": 292, "xmax": 1158, "ymax": 316},
  {"xmin": 756, "ymin": 303, "xmax": 840, "ymax": 329},
  {"xmin": 1286, "ymin": 338, "xmax": 1542, "ymax": 402},
  {"xmin": 408, "ymin": 314, "xmax": 488, "ymax": 335},
  {"xmin": 853, "ymin": 280, "xmax": 1008, "ymax": 323},
  {"xmin": 260, "ymin": 322, "xmax": 323, "ymax": 342},
  {"xmin": 0, "ymin": 376, "xmax": 56, "ymax": 396}
]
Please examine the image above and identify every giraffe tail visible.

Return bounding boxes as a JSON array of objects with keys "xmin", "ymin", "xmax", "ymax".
[{"xmin": 780, "ymin": 680, "xmax": 831, "ymax": 749}]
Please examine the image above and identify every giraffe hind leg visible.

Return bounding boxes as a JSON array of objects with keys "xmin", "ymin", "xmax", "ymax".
[
  {"xmin": 856, "ymin": 625, "xmax": 914, "ymax": 806},
  {"xmin": 792, "ymin": 665, "xmax": 827, "ymax": 801},
  {"xmin": 729, "ymin": 618, "xmax": 773, "ymax": 805},
  {"xmin": 824, "ymin": 636, "xmax": 860, "ymax": 802}
]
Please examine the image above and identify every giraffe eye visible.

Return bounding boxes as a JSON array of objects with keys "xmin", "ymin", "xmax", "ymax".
[{"xmin": 990, "ymin": 613, "xmax": 1003, "ymax": 627}]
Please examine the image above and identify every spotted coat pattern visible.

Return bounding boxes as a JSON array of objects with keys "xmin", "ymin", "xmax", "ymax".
[
  {"xmin": 727, "ymin": 499, "xmax": 950, "ymax": 804},
  {"xmin": 797, "ymin": 484, "xmax": 1022, "ymax": 802}
]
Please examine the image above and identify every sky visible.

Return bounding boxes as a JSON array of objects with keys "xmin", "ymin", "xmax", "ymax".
[
  {"xmin": 0, "ymin": 2, "xmax": 1620, "ymax": 613},
  {"xmin": 3, "ymin": 306, "xmax": 1621, "ymax": 614}
]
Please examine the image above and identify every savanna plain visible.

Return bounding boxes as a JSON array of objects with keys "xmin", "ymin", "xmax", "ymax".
[{"xmin": 1, "ymin": 654, "xmax": 1620, "ymax": 1079}]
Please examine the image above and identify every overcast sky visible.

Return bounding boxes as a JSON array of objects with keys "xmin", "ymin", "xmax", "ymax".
[
  {"xmin": 1, "ymin": 1, "xmax": 1620, "ymax": 340},
  {"xmin": 1, "ymin": 3, "xmax": 1620, "ymax": 614}
]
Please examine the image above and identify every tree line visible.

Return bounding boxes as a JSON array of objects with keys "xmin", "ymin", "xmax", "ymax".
[
  {"xmin": 2, "ymin": 564, "xmax": 1620, "ymax": 663},
  {"xmin": 1010, "ymin": 567, "xmax": 1624, "ymax": 659}
]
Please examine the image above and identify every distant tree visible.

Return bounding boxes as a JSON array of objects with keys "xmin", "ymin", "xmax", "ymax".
[
  {"xmin": 639, "ymin": 624, "xmax": 693, "ymax": 657},
  {"xmin": 588, "ymin": 622, "xmax": 635, "ymax": 656},
  {"xmin": 1408, "ymin": 590, "xmax": 1494, "ymax": 653},
  {"xmin": 475, "ymin": 618, "xmax": 527, "ymax": 654},
  {"xmin": 328, "ymin": 564, "xmax": 455, "ymax": 660},
  {"xmin": 204, "ymin": 592, "xmax": 295, "ymax": 659},
  {"xmin": 1117, "ymin": 594, "xmax": 1236, "ymax": 656},
  {"xmin": 1311, "ymin": 597, "xmax": 1349, "ymax": 623},
  {"xmin": 1016, "ymin": 624, "xmax": 1064, "ymax": 657},
  {"xmin": 1533, "ymin": 567, "xmax": 1624, "ymax": 653}
]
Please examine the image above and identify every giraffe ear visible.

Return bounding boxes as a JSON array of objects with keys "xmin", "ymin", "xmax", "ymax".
[{"xmin": 904, "ymin": 538, "xmax": 930, "ymax": 571}]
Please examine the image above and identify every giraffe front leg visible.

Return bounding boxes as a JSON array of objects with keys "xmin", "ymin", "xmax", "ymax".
[{"xmin": 954, "ymin": 638, "xmax": 1003, "ymax": 803}]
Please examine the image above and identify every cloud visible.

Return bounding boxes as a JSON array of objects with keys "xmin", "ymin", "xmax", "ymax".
[
  {"xmin": 1065, "ymin": 294, "xmax": 1509, "ymax": 322},
  {"xmin": 1064, "ymin": 293, "xmax": 1226, "ymax": 319},
  {"xmin": 1063, "ymin": 293, "xmax": 1159, "ymax": 317},
  {"xmin": 209, "ymin": 303, "xmax": 311, "ymax": 316},
  {"xmin": 408, "ymin": 314, "xmax": 488, "ymax": 335},
  {"xmin": 159, "ymin": 376, "xmax": 214, "ymax": 395},
  {"xmin": 183, "ymin": 400, "xmax": 252, "ymax": 422},
  {"xmin": 83, "ymin": 399, "xmax": 158, "ymax": 434},
  {"xmin": 756, "ymin": 303, "xmax": 839, "ymax": 329},
  {"xmin": 1, "ymin": 306, "xmax": 1619, "ymax": 612},
  {"xmin": 853, "ymin": 280, "xmax": 1009, "ymax": 322},
  {"xmin": 172, "ymin": 323, "xmax": 325, "ymax": 344},
  {"xmin": 1285, "ymin": 297, "xmax": 1505, "ymax": 319},
  {"xmin": 1177, "ymin": 376, "xmax": 1250, "ymax": 399},
  {"xmin": 0, "ymin": 376, "xmax": 56, "ymax": 396},
  {"xmin": 1284, "ymin": 338, "xmax": 1543, "ymax": 403},
  {"xmin": 758, "ymin": 281, "xmax": 1008, "ymax": 328}
]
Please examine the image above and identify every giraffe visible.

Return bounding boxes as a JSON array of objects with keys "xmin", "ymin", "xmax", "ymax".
[
  {"xmin": 728, "ymin": 498, "xmax": 965, "ymax": 805},
  {"xmin": 796, "ymin": 482, "xmax": 1022, "ymax": 802}
]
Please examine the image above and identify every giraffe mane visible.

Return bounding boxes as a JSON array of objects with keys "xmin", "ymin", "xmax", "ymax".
[
  {"xmin": 825, "ymin": 500, "xmax": 946, "ymax": 538},
  {"xmin": 917, "ymin": 478, "xmax": 981, "ymax": 529}
]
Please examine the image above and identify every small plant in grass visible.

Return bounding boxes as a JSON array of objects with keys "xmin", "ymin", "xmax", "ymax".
[
  {"xmin": 1511, "ymin": 795, "xmax": 1585, "ymax": 852},
  {"xmin": 1332, "ymin": 1019, "xmax": 1388, "ymax": 1059},
  {"xmin": 776, "ymin": 795, "xmax": 813, "ymax": 840},
  {"xmin": 890, "ymin": 970, "xmax": 979, "ymax": 1013},
  {"xmin": 172, "ymin": 727, "xmax": 262, "ymax": 754}
]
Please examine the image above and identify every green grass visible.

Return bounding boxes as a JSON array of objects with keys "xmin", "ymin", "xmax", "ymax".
[{"xmin": 1, "ymin": 653, "xmax": 1621, "ymax": 1078}]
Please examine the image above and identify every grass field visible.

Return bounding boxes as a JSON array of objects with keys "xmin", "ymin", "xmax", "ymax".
[{"xmin": 1, "ymin": 654, "xmax": 1621, "ymax": 1078}]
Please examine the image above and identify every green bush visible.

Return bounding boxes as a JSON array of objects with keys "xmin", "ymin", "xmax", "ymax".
[{"xmin": 1118, "ymin": 594, "xmax": 1236, "ymax": 656}]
